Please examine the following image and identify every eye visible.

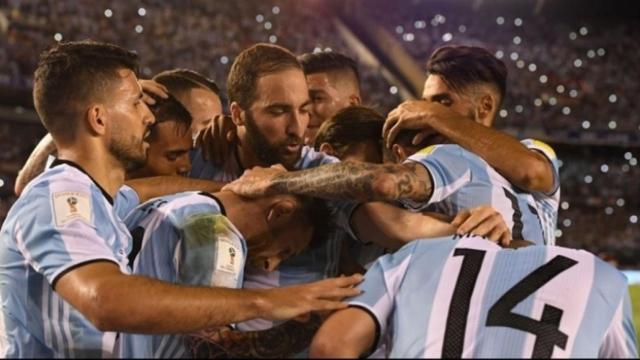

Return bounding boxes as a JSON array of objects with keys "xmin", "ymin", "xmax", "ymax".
[
  {"xmin": 166, "ymin": 154, "xmax": 178, "ymax": 161},
  {"xmin": 439, "ymin": 98, "xmax": 453, "ymax": 106}
]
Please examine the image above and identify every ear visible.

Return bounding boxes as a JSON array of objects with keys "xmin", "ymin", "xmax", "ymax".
[
  {"xmin": 85, "ymin": 104, "xmax": 107, "ymax": 136},
  {"xmin": 348, "ymin": 94, "xmax": 361, "ymax": 106},
  {"xmin": 266, "ymin": 198, "xmax": 297, "ymax": 226},
  {"xmin": 475, "ymin": 94, "xmax": 495, "ymax": 127},
  {"xmin": 392, "ymin": 144, "xmax": 407, "ymax": 163},
  {"xmin": 230, "ymin": 102, "xmax": 245, "ymax": 126},
  {"xmin": 319, "ymin": 142, "xmax": 337, "ymax": 157}
]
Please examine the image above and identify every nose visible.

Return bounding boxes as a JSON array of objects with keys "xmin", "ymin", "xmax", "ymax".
[
  {"xmin": 143, "ymin": 103, "xmax": 156, "ymax": 126},
  {"xmin": 177, "ymin": 156, "xmax": 192, "ymax": 176},
  {"xmin": 286, "ymin": 110, "xmax": 309, "ymax": 138}
]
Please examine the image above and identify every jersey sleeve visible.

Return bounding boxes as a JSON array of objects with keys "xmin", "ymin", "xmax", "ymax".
[
  {"xmin": 113, "ymin": 185, "xmax": 140, "ymax": 220},
  {"xmin": 520, "ymin": 138, "xmax": 560, "ymax": 196},
  {"xmin": 598, "ymin": 289, "xmax": 639, "ymax": 358},
  {"xmin": 348, "ymin": 242, "xmax": 417, "ymax": 349},
  {"xmin": 14, "ymin": 186, "xmax": 122, "ymax": 287},
  {"xmin": 398, "ymin": 145, "xmax": 472, "ymax": 211},
  {"xmin": 296, "ymin": 146, "xmax": 339, "ymax": 169}
]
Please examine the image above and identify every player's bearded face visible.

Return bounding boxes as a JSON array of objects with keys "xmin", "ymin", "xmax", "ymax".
[
  {"xmin": 244, "ymin": 110, "xmax": 302, "ymax": 170},
  {"xmin": 109, "ymin": 120, "xmax": 149, "ymax": 171}
]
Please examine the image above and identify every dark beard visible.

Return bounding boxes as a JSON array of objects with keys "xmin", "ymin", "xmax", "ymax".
[
  {"xmin": 109, "ymin": 134, "xmax": 147, "ymax": 172},
  {"xmin": 244, "ymin": 110, "xmax": 302, "ymax": 170}
]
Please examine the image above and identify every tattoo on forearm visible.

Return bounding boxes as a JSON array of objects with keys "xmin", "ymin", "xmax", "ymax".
[
  {"xmin": 269, "ymin": 161, "xmax": 432, "ymax": 202},
  {"xmin": 185, "ymin": 315, "xmax": 322, "ymax": 358}
]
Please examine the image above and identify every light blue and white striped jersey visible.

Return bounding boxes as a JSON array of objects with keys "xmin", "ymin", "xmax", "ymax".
[
  {"xmin": 119, "ymin": 191, "xmax": 247, "ymax": 358},
  {"xmin": 0, "ymin": 160, "xmax": 131, "ymax": 358},
  {"xmin": 113, "ymin": 184, "xmax": 140, "ymax": 219},
  {"xmin": 350, "ymin": 235, "xmax": 638, "ymax": 358},
  {"xmin": 400, "ymin": 144, "xmax": 547, "ymax": 245},
  {"xmin": 190, "ymin": 146, "xmax": 344, "ymax": 331},
  {"xmin": 521, "ymin": 139, "xmax": 561, "ymax": 245}
]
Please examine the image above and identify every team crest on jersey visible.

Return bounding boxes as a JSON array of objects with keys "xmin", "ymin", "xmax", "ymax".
[{"xmin": 52, "ymin": 191, "xmax": 91, "ymax": 227}]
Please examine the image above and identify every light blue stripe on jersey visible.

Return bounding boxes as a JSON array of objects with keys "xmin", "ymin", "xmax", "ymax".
[
  {"xmin": 120, "ymin": 191, "xmax": 247, "ymax": 359},
  {"xmin": 473, "ymin": 244, "xmax": 547, "ymax": 358},
  {"xmin": 571, "ymin": 256, "xmax": 631, "ymax": 357},
  {"xmin": 404, "ymin": 145, "xmax": 546, "ymax": 245},
  {"xmin": 520, "ymin": 139, "xmax": 560, "ymax": 245},
  {"xmin": 113, "ymin": 185, "xmax": 140, "ymax": 219}
]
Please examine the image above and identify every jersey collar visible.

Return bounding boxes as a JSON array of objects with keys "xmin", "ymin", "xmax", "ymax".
[{"xmin": 50, "ymin": 159, "xmax": 114, "ymax": 205}]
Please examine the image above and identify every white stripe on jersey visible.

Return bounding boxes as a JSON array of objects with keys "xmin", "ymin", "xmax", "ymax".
[
  {"xmin": 62, "ymin": 302, "xmax": 75, "ymax": 358},
  {"xmin": 521, "ymin": 248, "xmax": 594, "ymax": 357},
  {"xmin": 51, "ymin": 294, "xmax": 64, "ymax": 356},
  {"xmin": 15, "ymin": 224, "xmax": 41, "ymax": 274},
  {"xmin": 41, "ymin": 280, "xmax": 52, "ymax": 355}
]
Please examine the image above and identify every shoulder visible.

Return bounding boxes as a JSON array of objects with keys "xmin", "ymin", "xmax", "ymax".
[
  {"xmin": 520, "ymin": 138, "xmax": 558, "ymax": 161},
  {"xmin": 297, "ymin": 146, "xmax": 339, "ymax": 169}
]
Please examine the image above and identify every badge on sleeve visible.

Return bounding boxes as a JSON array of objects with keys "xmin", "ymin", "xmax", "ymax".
[
  {"xmin": 212, "ymin": 236, "xmax": 244, "ymax": 288},
  {"xmin": 52, "ymin": 191, "xmax": 92, "ymax": 227}
]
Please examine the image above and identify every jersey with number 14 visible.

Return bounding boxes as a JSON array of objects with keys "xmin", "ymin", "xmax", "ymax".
[{"xmin": 349, "ymin": 236, "xmax": 637, "ymax": 358}]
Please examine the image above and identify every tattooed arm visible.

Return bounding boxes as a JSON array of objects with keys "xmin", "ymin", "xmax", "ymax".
[
  {"xmin": 186, "ymin": 315, "xmax": 323, "ymax": 359},
  {"xmin": 224, "ymin": 161, "xmax": 433, "ymax": 203}
]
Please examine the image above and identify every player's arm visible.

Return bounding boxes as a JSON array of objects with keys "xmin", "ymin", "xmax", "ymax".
[
  {"xmin": 54, "ymin": 262, "xmax": 362, "ymax": 334},
  {"xmin": 125, "ymin": 176, "xmax": 225, "ymax": 203},
  {"xmin": 351, "ymin": 203, "xmax": 511, "ymax": 248},
  {"xmin": 223, "ymin": 161, "xmax": 433, "ymax": 203},
  {"xmin": 14, "ymin": 133, "xmax": 56, "ymax": 195},
  {"xmin": 186, "ymin": 314, "xmax": 323, "ymax": 358},
  {"xmin": 384, "ymin": 100, "xmax": 555, "ymax": 193},
  {"xmin": 310, "ymin": 307, "xmax": 378, "ymax": 358}
]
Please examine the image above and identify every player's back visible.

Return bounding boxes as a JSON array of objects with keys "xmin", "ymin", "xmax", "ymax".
[{"xmin": 351, "ymin": 236, "xmax": 637, "ymax": 358}]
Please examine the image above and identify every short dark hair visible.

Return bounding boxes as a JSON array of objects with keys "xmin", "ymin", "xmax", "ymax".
[
  {"xmin": 153, "ymin": 68, "xmax": 220, "ymax": 96},
  {"xmin": 33, "ymin": 40, "xmax": 138, "ymax": 141},
  {"xmin": 146, "ymin": 92, "xmax": 193, "ymax": 141},
  {"xmin": 298, "ymin": 51, "xmax": 360, "ymax": 89},
  {"xmin": 426, "ymin": 45, "xmax": 507, "ymax": 104},
  {"xmin": 227, "ymin": 43, "xmax": 301, "ymax": 109},
  {"xmin": 314, "ymin": 106, "xmax": 383, "ymax": 158}
]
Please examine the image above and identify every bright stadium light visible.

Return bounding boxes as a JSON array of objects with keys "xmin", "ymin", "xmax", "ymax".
[
  {"xmin": 495, "ymin": 50, "xmax": 504, "ymax": 59},
  {"xmin": 597, "ymin": 48, "xmax": 606, "ymax": 56},
  {"xmin": 395, "ymin": 25, "xmax": 404, "ymax": 34},
  {"xmin": 403, "ymin": 33, "xmax": 415, "ymax": 42},
  {"xmin": 272, "ymin": 6, "xmax": 280, "ymax": 14},
  {"xmin": 569, "ymin": 32, "xmax": 577, "ymax": 40},
  {"xmin": 562, "ymin": 106, "xmax": 571, "ymax": 115},
  {"xmin": 605, "ymin": 207, "xmax": 614, "ymax": 215},
  {"xmin": 574, "ymin": 59, "xmax": 583, "ymax": 68},
  {"xmin": 616, "ymin": 198, "xmax": 625, "ymax": 207},
  {"xmin": 584, "ymin": 175, "xmax": 593, "ymax": 183},
  {"xmin": 513, "ymin": 36, "xmax": 521, "ymax": 45},
  {"xmin": 539, "ymin": 75, "xmax": 548, "ymax": 84},
  {"xmin": 496, "ymin": 16, "xmax": 505, "ymax": 25},
  {"xmin": 514, "ymin": 18, "xmax": 523, "ymax": 26},
  {"xmin": 264, "ymin": 21, "xmax": 272, "ymax": 30},
  {"xmin": 555, "ymin": 229, "xmax": 563, "ymax": 238},
  {"xmin": 563, "ymin": 219, "xmax": 572, "ymax": 227},
  {"xmin": 624, "ymin": 152, "xmax": 632, "ymax": 160},
  {"xmin": 389, "ymin": 86, "xmax": 398, "ymax": 95},
  {"xmin": 582, "ymin": 120, "xmax": 591, "ymax": 129},
  {"xmin": 104, "ymin": 9, "xmax": 113, "ymax": 18},
  {"xmin": 54, "ymin": 33, "xmax": 63, "ymax": 41},
  {"xmin": 548, "ymin": 96, "xmax": 557, "ymax": 105},
  {"xmin": 516, "ymin": 60, "xmax": 525, "ymax": 68},
  {"xmin": 138, "ymin": 8, "xmax": 146, "ymax": 16},
  {"xmin": 608, "ymin": 94, "xmax": 618, "ymax": 103},
  {"xmin": 499, "ymin": 109, "xmax": 508, "ymax": 118},
  {"xmin": 600, "ymin": 164, "xmax": 609, "ymax": 173},
  {"xmin": 608, "ymin": 121, "xmax": 617, "ymax": 129},
  {"xmin": 135, "ymin": 25, "xmax": 143, "ymax": 33},
  {"xmin": 458, "ymin": 25, "xmax": 466, "ymax": 33},
  {"xmin": 269, "ymin": 35, "xmax": 278, "ymax": 43},
  {"xmin": 579, "ymin": 26, "xmax": 588, "ymax": 36},
  {"xmin": 587, "ymin": 49, "xmax": 596, "ymax": 58},
  {"xmin": 569, "ymin": 89, "xmax": 578, "ymax": 98},
  {"xmin": 561, "ymin": 201, "xmax": 570, "ymax": 210},
  {"xmin": 220, "ymin": 56, "xmax": 229, "ymax": 64},
  {"xmin": 256, "ymin": 14, "xmax": 264, "ymax": 23},
  {"xmin": 528, "ymin": 63, "xmax": 537, "ymax": 72},
  {"xmin": 510, "ymin": 52, "xmax": 519, "ymax": 61},
  {"xmin": 556, "ymin": 85, "xmax": 565, "ymax": 93},
  {"xmin": 534, "ymin": 98, "xmax": 542, "ymax": 107},
  {"xmin": 515, "ymin": 105, "xmax": 523, "ymax": 113},
  {"xmin": 630, "ymin": 215, "xmax": 638, "ymax": 224},
  {"xmin": 0, "ymin": 179, "xmax": 4, "ymax": 188},
  {"xmin": 442, "ymin": 33, "xmax": 452, "ymax": 42}
]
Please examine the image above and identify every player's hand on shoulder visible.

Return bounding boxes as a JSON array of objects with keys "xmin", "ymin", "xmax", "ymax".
[
  {"xmin": 451, "ymin": 205, "xmax": 512, "ymax": 246},
  {"xmin": 138, "ymin": 79, "xmax": 169, "ymax": 105},
  {"xmin": 384, "ymin": 100, "xmax": 445, "ymax": 148},
  {"xmin": 195, "ymin": 115, "xmax": 237, "ymax": 164},
  {"xmin": 257, "ymin": 274, "xmax": 363, "ymax": 321},
  {"xmin": 222, "ymin": 164, "xmax": 286, "ymax": 198}
]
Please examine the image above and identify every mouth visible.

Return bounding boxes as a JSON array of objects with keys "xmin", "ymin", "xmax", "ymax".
[{"xmin": 143, "ymin": 128, "xmax": 151, "ymax": 140}]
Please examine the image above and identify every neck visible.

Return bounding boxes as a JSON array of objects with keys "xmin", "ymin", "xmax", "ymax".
[
  {"xmin": 212, "ymin": 191, "xmax": 270, "ymax": 242},
  {"xmin": 56, "ymin": 144, "xmax": 126, "ymax": 198}
]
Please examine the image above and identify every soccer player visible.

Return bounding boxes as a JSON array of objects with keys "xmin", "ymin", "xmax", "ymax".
[
  {"xmin": 151, "ymin": 68, "xmax": 224, "ymax": 136},
  {"xmin": 119, "ymin": 189, "xmax": 329, "ymax": 358},
  {"xmin": 314, "ymin": 105, "xmax": 384, "ymax": 164},
  {"xmin": 223, "ymin": 116, "xmax": 546, "ymax": 244},
  {"xmin": 0, "ymin": 41, "xmax": 361, "ymax": 358},
  {"xmin": 310, "ymin": 235, "xmax": 639, "ymax": 358},
  {"xmin": 383, "ymin": 45, "xmax": 560, "ymax": 244},
  {"xmin": 298, "ymin": 51, "xmax": 362, "ymax": 145},
  {"xmin": 127, "ymin": 93, "xmax": 193, "ymax": 178}
]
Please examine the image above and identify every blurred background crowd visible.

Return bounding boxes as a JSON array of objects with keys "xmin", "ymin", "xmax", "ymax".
[{"xmin": 0, "ymin": 0, "xmax": 638, "ymax": 267}]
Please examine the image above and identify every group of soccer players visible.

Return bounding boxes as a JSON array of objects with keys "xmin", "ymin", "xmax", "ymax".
[{"xmin": 0, "ymin": 38, "xmax": 637, "ymax": 358}]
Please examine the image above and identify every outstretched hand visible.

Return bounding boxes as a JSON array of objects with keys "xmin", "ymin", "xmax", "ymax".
[
  {"xmin": 259, "ymin": 274, "xmax": 364, "ymax": 321},
  {"xmin": 139, "ymin": 79, "xmax": 169, "ymax": 105},
  {"xmin": 195, "ymin": 115, "xmax": 237, "ymax": 164}
]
